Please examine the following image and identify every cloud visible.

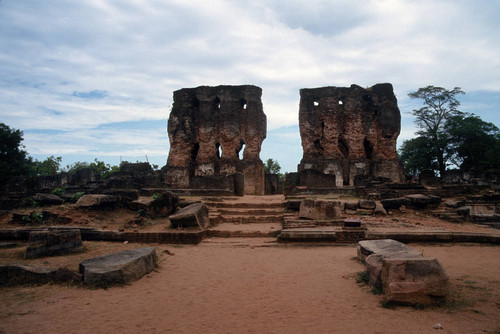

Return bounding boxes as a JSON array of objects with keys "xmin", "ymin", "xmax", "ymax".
[
  {"xmin": 72, "ymin": 90, "xmax": 108, "ymax": 99},
  {"xmin": 0, "ymin": 0, "xmax": 499, "ymax": 169}
]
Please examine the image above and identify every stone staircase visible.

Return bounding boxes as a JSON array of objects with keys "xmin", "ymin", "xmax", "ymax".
[{"xmin": 205, "ymin": 198, "xmax": 285, "ymax": 225}]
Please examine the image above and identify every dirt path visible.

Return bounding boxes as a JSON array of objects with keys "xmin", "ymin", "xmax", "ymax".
[{"xmin": 1, "ymin": 241, "xmax": 499, "ymax": 334}]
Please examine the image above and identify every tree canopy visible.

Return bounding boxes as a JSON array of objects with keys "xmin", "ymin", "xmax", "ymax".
[
  {"xmin": 0, "ymin": 123, "xmax": 33, "ymax": 181},
  {"xmin": 400, "ymin": 86, "xmax": 500, "ymax": 178}
]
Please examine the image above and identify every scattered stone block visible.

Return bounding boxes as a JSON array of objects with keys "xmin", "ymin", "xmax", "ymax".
[
  {"xmin": 381, "ymin": 257, "xmax": 449, "ymax": 305},
  {"xmin": 374, "ymin": 201, "xmax": 387, "ymax": 215},
  {"xmin": 343, "ymin": 200, "xmax": 359, "ymax": 211},
  {"xmin": 0, "ymin": 263, "xmax": 82, "ymax": 285},
  {"xmin": 79, "ymin": 247, "xmax": 156, "ymax": 286},
  {"xmin": 25, "ymin": 229, "xmax": 84, "ymax": 259},
  {"xmin": 299, "ymin": 200, "xmax": 342, "ymax": 220},
  {"xmin": 169, "ymin": 202, "xmax": 210, "ymax": 229},
  {"xmin": 32, "ymin": 193, "xmax": 64, "ymax": 206},
  {"xmin": 381, "ymin": 197, "xmax": 406, "ymax": 210},
  {"xmin": 405, "ymin": 194, "xmax": 441, "ymax": 209},
  {"xmin": 357, "ymin": 239, "xmax": 448, "ymax": 305},
  {"xmin": 357, "ymin": 239, "xmax": 421, "ymax": 262},
  {"xmin": 359, "ymin": 200, "xmax": 376, "ymax": 210},
  {"xmin": 130, "ymin": 191, "xmax": 179, "ymax": 218},
  {"xmin": 76, "ymin": 194, "xmax": 118, "ymax": 208},
  {"xmin": 0, "ymin": 263, "xmax": 57, "ymax": 285}
]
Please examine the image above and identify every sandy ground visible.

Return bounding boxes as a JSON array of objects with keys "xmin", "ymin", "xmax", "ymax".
[{"xmin": 1, "ymin": 240, "xmax": 499, "ymax": 334}]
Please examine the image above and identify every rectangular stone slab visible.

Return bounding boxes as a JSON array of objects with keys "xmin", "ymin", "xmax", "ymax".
[
  {"xmin": 169, "ymin": 202, "xmax": 210, "ymax": 229},
  {"xmin": 79, "ymin": 247, "xmax": 156, "ymax": 286},
  {"xmin": 357, "ymin": 239, "xmax": 422, "ymax": 262}
]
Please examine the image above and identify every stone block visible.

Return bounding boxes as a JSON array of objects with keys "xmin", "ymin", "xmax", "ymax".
[
  {"xmin": 381, "ymin": 197, "xmax": 406, "ymax": 210},
  {"xmin": 358, "ymin": 239, "xmax": 449, "ymax": 306},
  {"xmin": 0, "ymin": 263, "xmax": 56, "ymax": 285},
  {"xmin": 79, "ymin": 247, "xmax": 156, "ymax": 286},
  {"xmin": 25, "ymin": 229, "xmax": 84, "ymax": 259},
  {"xmin": 374, "ymin": 201, "xmax": 387, "ymax": 215},
  {"xmin": 299, "ymin": 200, "xmax": 342, "ymax": 220},
  {"xmin": 381, "ymin": 257, "xmax": 449, "ymax": 305},
  {"xmin": 1, "ymin": 265, "xmax": 83, "ymax": 284},
  {"xmin": 76, "ymin": 194, "xmax": 118, "ymax": 208},
  {"xmin": 343, "ymin": 200, "xmax": 359, "ymax": 211},
  {"xmin": 405, "ymin": 194, "xmax": 441, "ymax": 209},
  {"xmin": 357, "ymin": 239, "xmax": 421, "ymax": 262},
  {"xmin": 32, "ymin": 193, "xmax": 64, "ymax": 206},
  {"xmin": 359, "ymin": 200, "xmax": 376, "ymax": 210},
  {"xmin": 169, "ymin": 202, "xmax": 210, "ymax": 229},
  {"xmin": 130, "ymin": 192, "xmax": 179, "ymax": 218}
]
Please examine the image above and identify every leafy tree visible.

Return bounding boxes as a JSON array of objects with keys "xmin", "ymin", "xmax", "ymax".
[
  {"xmin": 264, "ymin": 158, "xmax": 281, "ymax": 175},
  {"xmin": 445, "ymin": 115, "xmax": 500, "ymax": 172},
  {"xmin": 65, "ymin": 158, "xmax": 121, "ymax": 179},
  {"xmin": 398, "ymin": 136, "xmax": 438, "ymax": 178},
  {"xmin": 406, "ymin": 86, "xmax": 465, "ymax": 177},
  {"xmin": 0, "ymin": 123, "xmax": 33, "ymax": 181},
  {"xmin": 33, "ymin": 156, "xmax": 62, "ymax": 176}
]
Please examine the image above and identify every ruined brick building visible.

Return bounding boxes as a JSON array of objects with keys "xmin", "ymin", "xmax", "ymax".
[
  {"xmin": 294, "ymin": 83, "xmax": 405, "ymax": 188},
  {"xmin": 164, "ymin": 85, "xmax": 266, "ymax": 195}
]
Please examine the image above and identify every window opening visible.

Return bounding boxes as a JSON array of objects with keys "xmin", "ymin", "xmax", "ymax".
[
  {"xmin": 240, "ymin": 98, "xmax": 247, "ymax": 110},
  {"xmin": 364, "ymin": 138, "xmax": 373, "ymax": 159},
  {"xmin": 338, "ymin": 137, "xmax": 349, "ymax": 158},
  {"xmin": 216, "ymin": 143, "xmax": 222, "ymax": 158},
  {"xmin": 237, "ymin": 140, "xmax": 246, "ymax": 160}
]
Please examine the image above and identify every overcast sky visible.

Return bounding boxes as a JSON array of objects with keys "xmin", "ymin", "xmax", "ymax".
[{"xmin": 1, "ymin": 0, "xmax": 499, "ymax": 172}]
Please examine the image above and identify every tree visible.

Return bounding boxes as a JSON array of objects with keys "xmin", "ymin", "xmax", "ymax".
[
  {"xmin": 445, "ymin": 115, "xmax": 500, "ymax": 171},
  {"xmin": 398, "ymin": 136, "xmax": 438, "ymax": 178},
  {"xmin": 264, "ymin": 158, "xmax": 281, "ymax": 175},
  {"xmin": 407, "ymin": 86, "xmax": 465, "ymax": 177},
  {"xmin": 65, "ymin": 158, "xmax": 121, "ymax": 179},
  {"xmin": 33, "ymin": 156, "xmax": 62, "ymax": 176},
  {"xmin": 0, "ymin": 123, "xmax": 33, "ymax": 181}
]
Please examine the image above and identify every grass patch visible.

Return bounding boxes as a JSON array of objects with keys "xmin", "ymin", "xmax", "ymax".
[{"xmin": 356, "ymin": 271, "xmax": 369, "ymax": 284}]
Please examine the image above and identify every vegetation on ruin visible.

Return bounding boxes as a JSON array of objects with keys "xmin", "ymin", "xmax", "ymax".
[
  {"xmin": 399, "ymin": 86, "xmax": 500, "ymax": 178},
  {"xmin": 0, "ymin": 123, "xmax": 128, "ymax": 181}
]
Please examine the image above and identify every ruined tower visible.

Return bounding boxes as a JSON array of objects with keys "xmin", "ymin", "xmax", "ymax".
[
  {"xmin": 165, "ymin": 85, "xmax": 266, "ymax": 195},
  {"xmin": 297, "ymin": 83, "xmax": 404, "ymax": 187}
]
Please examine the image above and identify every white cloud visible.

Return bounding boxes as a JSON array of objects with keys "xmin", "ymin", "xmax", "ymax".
[{"xmin": 0, "ymin": 0, "xmax": 499, "ymax": 167}]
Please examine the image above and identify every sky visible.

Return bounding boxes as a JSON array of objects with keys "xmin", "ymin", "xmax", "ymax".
[{"xmin": 1, "ymin": 0, "xmax": 499, "ymax": 173}]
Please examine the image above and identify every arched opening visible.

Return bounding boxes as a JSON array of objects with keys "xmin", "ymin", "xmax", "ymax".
[
  {"xmin": 314, "ymin": 139, "xmax": 323, "ymax": 151},
  {"xmin": 214, "ymin": 97, "xmax": 221, "ymax": 110},
  {"xmin": 216, "ymin": 143, "xmax": 222, "ymax": 158},
  {"xmin": 191, "ymin": 143, "xmax": 200, "ymax": 162},
  {"xmin": 237, "ymin": 140, "xmax": 246, "ymax": 160},
  {"xmin": 240, "ymin": 98, "xmax": 247, "ymax": 110},
  {"xmin": 338, "ymin": 137, "xmax": 349, "ymax": 158},
  {"xmin": 364, "ymin": 138, "xmax": 373, "ymax": 159}
]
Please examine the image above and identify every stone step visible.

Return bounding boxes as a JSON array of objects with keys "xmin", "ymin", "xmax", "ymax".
[
  {"xmin": 278, "ymin": 229, "xmax": 337, "ymax": 242},
  {"xmin": 213, "ymin": 208, "xmax": 284, "ymax": 216},
  {"xmin": 219, "ymin": 215, "xmax": 284, "ymax": 224},
  {"xmin": 205, "ymin": 202, "xmax": 285, "ymax": 209}
]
